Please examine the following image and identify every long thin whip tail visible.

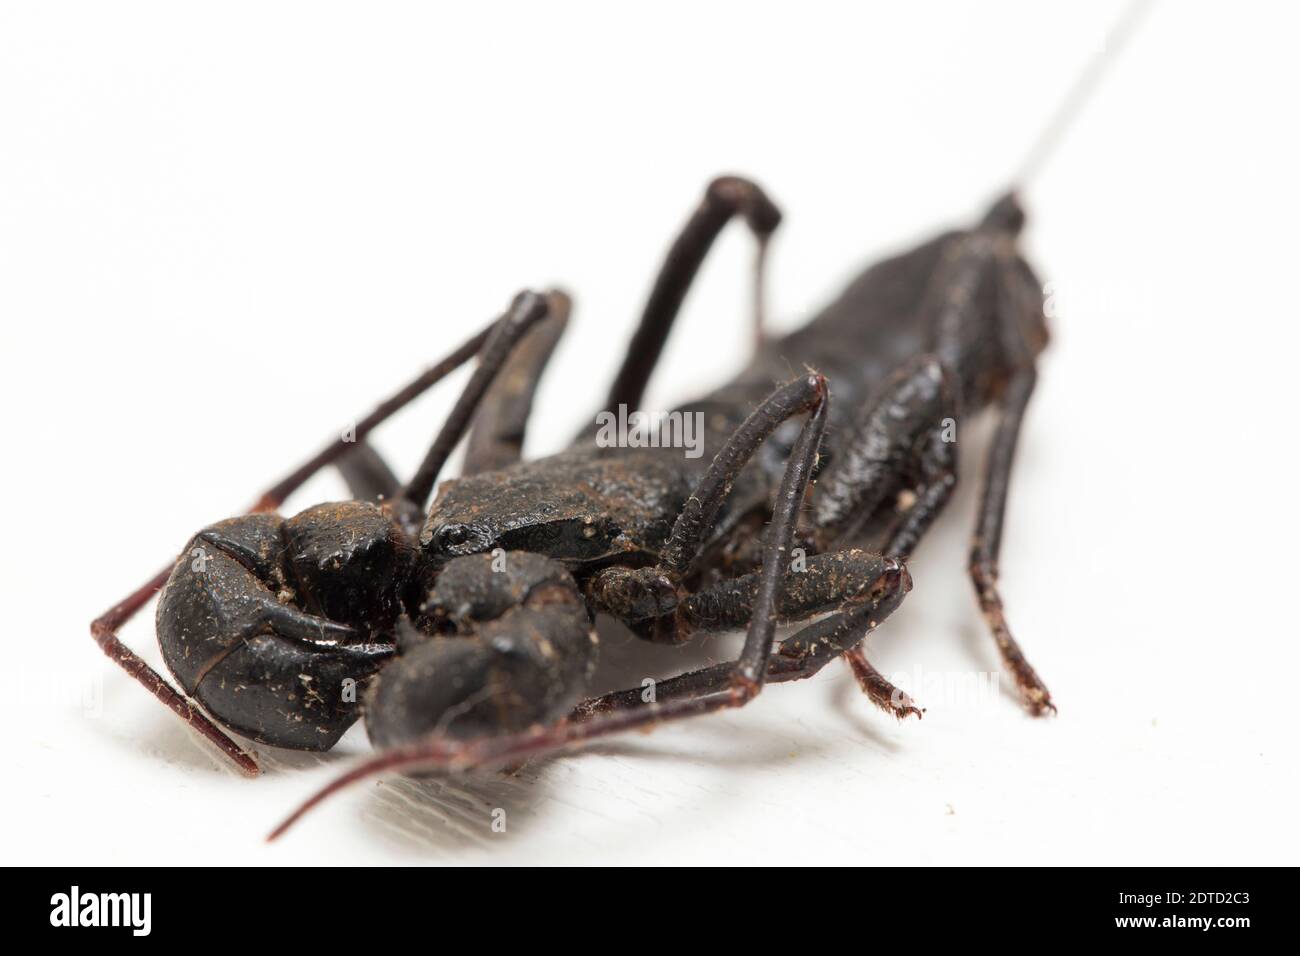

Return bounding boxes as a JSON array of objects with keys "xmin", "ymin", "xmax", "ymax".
[{"xmin": 1013, "ymin": 0, "xmax": 1155, "ymax": 190}]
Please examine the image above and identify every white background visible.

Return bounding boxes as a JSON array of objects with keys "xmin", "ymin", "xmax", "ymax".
[{"xmin": 3, "ymin": 0, "xmax": 1298, "ymax": 865}]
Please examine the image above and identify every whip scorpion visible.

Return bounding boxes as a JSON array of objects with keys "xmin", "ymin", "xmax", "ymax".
[
  {"xmin": 92, "ymin": 175, "xmax": 1050, "ymax": 837},
  {"xmin": 90, "ymin": 4, "xmax": 1154, "ymax": 836}
]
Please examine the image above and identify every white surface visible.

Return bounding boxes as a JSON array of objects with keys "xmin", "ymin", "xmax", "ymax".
[{"xmin": 3, "ymin": 0, "xmax": 1298, "ymax": 866}]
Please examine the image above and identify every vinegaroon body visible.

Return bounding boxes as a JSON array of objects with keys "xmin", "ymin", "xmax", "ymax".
[
  {"xmin": 91, "ymin": 173, "xmax": 1053, "ymax": 838},
  {"xmin": 91, "ymin": 0, "xmax": 1164, "ymax": 838}
]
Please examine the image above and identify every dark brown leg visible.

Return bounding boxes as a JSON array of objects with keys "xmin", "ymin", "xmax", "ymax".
[
  {"xmin": 401, "ymin": 291, "xmax": 551, "ymax": 508},
  {"xmin": 573, "ymin": 560, "xmax": 917, "ymax": 722},
  {"xmin": 752, "ymin": 237, "xmax": 770, "ymax": 351},
  {"xmin": 91, "ymin": 304, "xmax": 531, "ymax": 774},
  {"xmin": 91, "ymin": 570, "xmax": 261, "ymax": 775},
  {"xmin": 462, "ymin": 290, "xmax": 570, "ymax": 476},
  {"xmin": 586, "ymin": 373, "xmax": 829, "ymax": 623},
  {"xmin": 706, "ymin": 555, "xmax": 925, "ymax": 722},
  {"xmin": 842, "ymin": 648, "xmax": 924, "ymax": 720},
  {"xmin": 813, "ymin": 355, "xmax": 958, "ymax": 553},
  {"xmin": 335, "ymin": 442, "xmax": 402, "ymax": 501},
  {"xmin": 574, "ymin": 645, "xmax": 921, "ymax": 722},
  {"xmin": 874, "ymin": 383, "xmax": 958, "ymax": 559},
  {"xmin": 604, "ymin": 175, "xmax": 780, "ymax": 412},
  {"xmin": 969, "ymin": 367, "xmax": 1054, "ymax": 715}
]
